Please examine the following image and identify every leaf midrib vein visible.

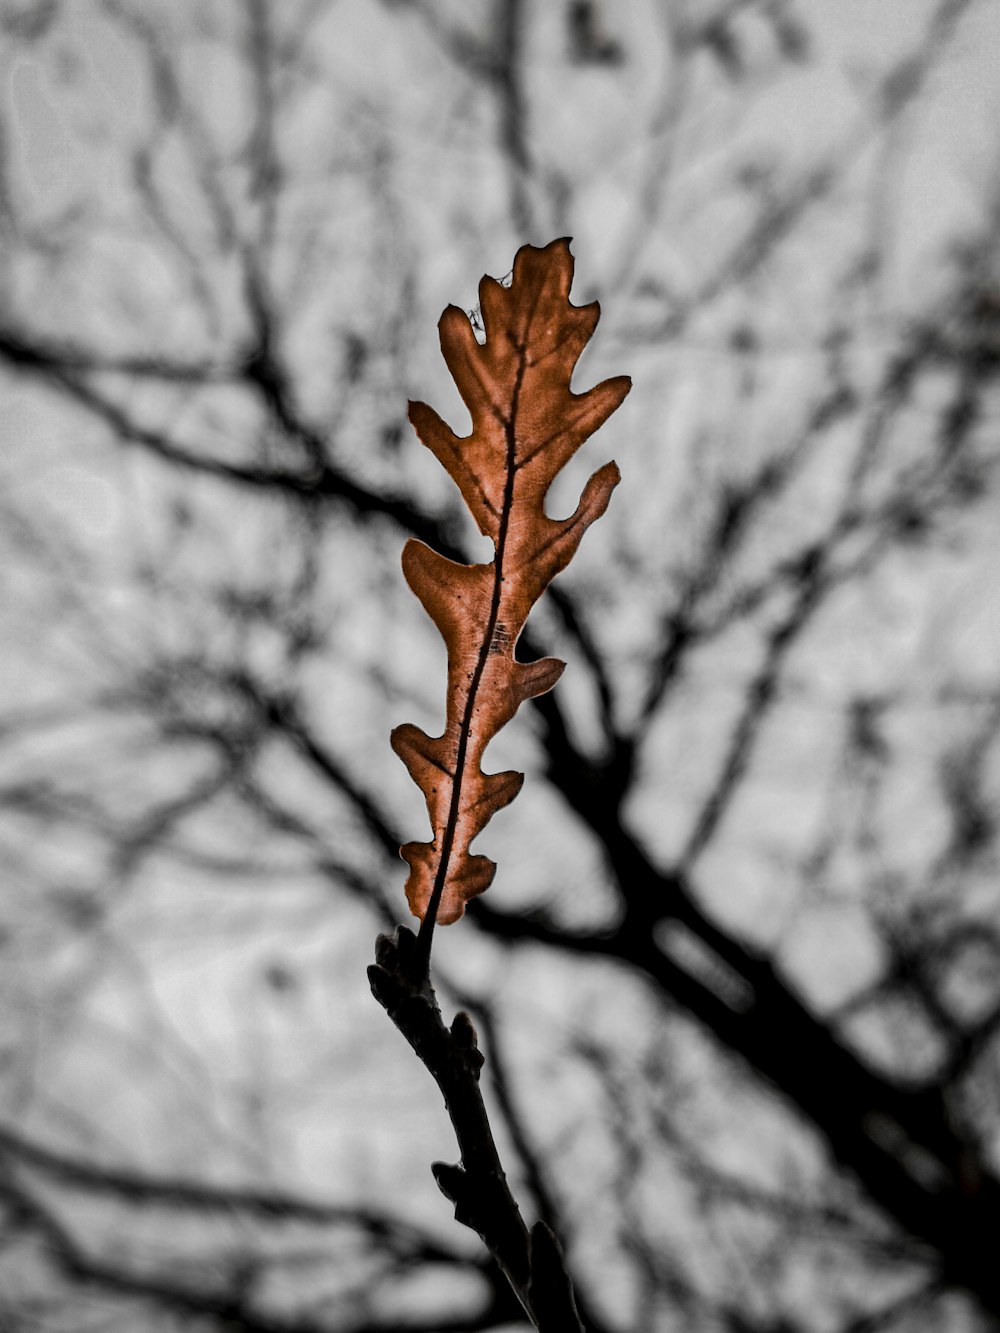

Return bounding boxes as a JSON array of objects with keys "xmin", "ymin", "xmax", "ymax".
[{"xmin": 421, "ymin": 303, "xmax": 538, "ymax": 932}]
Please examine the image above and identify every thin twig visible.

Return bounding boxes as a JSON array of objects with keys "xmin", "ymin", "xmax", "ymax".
[{"xmin": 368, "ymin": 926, "xmax": 585, "ymax": 1333}]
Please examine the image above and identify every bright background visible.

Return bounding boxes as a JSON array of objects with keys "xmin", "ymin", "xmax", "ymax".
[{"xmin": 2, "ymin": 2, "xmax": 1000, "ymax": 1330}]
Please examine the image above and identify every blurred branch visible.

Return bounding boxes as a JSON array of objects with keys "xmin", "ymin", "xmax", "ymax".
[
  {"xmin": 0, "ymin": 327, "xmax": 229, "ymax": 381},
  {"xmin": 470, "ymin": 856, "xmax": 1000, "ymax": 1323},
  {"xmin": 233, "ymin": 673, "xmax": 403, "ymax": 861},
  {"xmin": 1, "ymin": 1169, "xmax": 331, "ymax": 1333},
  {"xmin": 545, "ymin": 585, "xmax": 619, "ymax": 743},
  {"xmin": 237, "ymin": 778, "xmax": 399, "ymax": 928},
  {"xmin": 374, "ymin": 0, "xmax": 534, "ymax": 230},
  {"xmin": 244, "ymin": 0, "xmax": 281, "ymax": 259},
  {"xmin": 0, "ymin": 337, "xmax": 456, "ymax": 549},
  {"xmin": 638, "ymin": 378, "xmax": 853, "ymax": 721},
  {"xmin": 679, "ymin": 548, "xmax": 827, "ymax": 865},
  {"xmin": 840, "ymin": 1279, "xmax": 946, "ymax": 1333},
  {"xmin": 0, "ymin": 1121, "xmax": 450, "ymax": 1254},
  {"xmin": 0, "ymin": 1122, "xmax": 530, "ymax": 1332},
  {"xmin": 627, "ymin": 0, "xmax": 976, "ymax": 344}
]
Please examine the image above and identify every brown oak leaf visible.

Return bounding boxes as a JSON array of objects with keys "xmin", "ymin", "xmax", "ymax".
[{"xmin": 392, "ymin": 238, "xmax": 631, "ymax": 925}]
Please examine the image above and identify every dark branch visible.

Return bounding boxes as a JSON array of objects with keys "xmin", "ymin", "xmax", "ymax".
[{"xmin": 368, "ymin": 926, "xmax": 585, "ymax": 1333}]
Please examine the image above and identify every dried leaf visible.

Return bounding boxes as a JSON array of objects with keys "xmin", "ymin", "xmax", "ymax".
[{"xmin": 392, "ymin": 238, "xmax": 631, "ymax": 925}]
